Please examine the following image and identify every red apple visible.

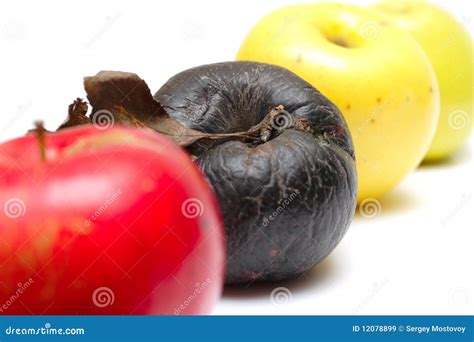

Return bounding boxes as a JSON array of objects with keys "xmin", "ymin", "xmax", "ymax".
[{"xmin": 0, "ymin": 125, "xmax": 225, "ymax": 315}]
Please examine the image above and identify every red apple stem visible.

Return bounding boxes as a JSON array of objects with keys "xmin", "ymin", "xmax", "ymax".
[{"xmin": 34, "ymin": 121, "xmax": 47, "ymax": 162}]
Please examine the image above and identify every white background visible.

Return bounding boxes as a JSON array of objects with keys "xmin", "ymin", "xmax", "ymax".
[{"xmin": 0, "ymin": 0, "xmax": 472, "ymax": 315}]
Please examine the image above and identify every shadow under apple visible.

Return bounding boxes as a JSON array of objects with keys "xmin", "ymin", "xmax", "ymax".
[{"xmin": 222, "ymin": 255, "xmax": 337, "ymax": 299}]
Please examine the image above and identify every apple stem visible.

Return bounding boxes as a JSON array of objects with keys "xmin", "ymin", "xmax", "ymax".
[
  {"xmin": 155, "ymin": 105, "xmax": 311, "ymax": 147},
  {"xmin": 34, "ymin": 121, "xmax": 47, "ymax": 162}
]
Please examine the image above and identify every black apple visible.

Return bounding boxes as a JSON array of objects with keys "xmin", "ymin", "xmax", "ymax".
[{"xmin": 154, "ymin": 62, "xmax": 357, "ymax": 284}]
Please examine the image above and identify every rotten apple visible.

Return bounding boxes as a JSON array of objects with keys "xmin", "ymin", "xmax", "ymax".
[
  {"xmin": 0, "ymin": 125, "xmax": 225, "ymax": 314},
  {"xmin": 154, "ymin": 62, "xmax": 357, "ymax": 284}
]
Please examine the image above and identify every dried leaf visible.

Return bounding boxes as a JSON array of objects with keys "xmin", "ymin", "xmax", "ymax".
[
  {"xmin": 57, "ymin": 71, "xmax": 310, "ymax": 151},
  {"xmin": 58, "ymin": 98, "xmax": 91, "ymax": 130},
  {"xmin": 84, "ymin": 71, "xmax": 168, "ymax": 124}
]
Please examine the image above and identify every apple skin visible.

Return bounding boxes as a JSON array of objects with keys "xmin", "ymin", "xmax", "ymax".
[
  {"xmin": 0, "ymin": 125, "xmax": 225, "ymax": 315},
  {"xmin": 373, "ymin": 0, "xmax": 473, "ymax": 161},
  {"xmin": 236, "ymin": 3, "xmax": 440, "ymax": 201}
]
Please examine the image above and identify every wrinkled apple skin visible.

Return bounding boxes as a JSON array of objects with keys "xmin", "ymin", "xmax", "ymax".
[{"xmin": 0, "ymin": 125, "xmax": 225, "ymax": 315}]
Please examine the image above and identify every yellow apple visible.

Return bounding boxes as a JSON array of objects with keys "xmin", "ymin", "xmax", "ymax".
[
  {"xmin": 372, "ymin": 0, "xmax": 473, "ymax": 161},
  {"xmin": 236, "ymin": 3, "xmax": 439, "ymax": 201}
]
